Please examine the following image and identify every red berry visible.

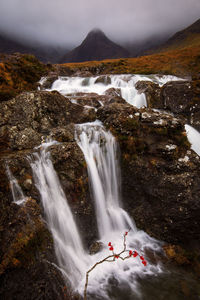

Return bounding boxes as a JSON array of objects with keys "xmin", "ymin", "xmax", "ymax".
[
  {"xmin": 129, "ymin": 250, "xmax": 133, "ymax": 256},
  {"xmin": 140, "ymin": 256, "xmax": 144, "ymax": 261},
  {"xmin": 142, "ymin": 260, "xmax": 147, "ymax": 266},
  {"xmin": 133, "ymin": 251, "xmax": 138, "ymax": 257},
  {"xmin": 109, "ymin": 246, "xmax": 114, "ymax": 251},
  {"xmin": 108, "ymin": 242, "xmax": 112, "ymax": 247},
  {"xmin": 125, "ymin": 231, "xmax": 128, "ymax": 235},
  {"xmin": 115, "ymin": 255, "xmax": 119, "ymax": 259}
]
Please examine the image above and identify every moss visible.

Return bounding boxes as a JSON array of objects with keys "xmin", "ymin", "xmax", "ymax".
[{"xmin": 123, "ymin": 118, "xmax": 140, "ymax": 131}]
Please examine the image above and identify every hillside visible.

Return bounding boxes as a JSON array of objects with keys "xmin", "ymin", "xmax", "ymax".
[
  {"xmin": 0, "ymin": 53, "xmax": 50, "ymax": 101},
  {"xmin": 61, "ymin": 29, "xmax": 130, "ymax": 63},
  {"xmin": 157, "ymin": 18, "xmax": 200, "ymax": 51}
]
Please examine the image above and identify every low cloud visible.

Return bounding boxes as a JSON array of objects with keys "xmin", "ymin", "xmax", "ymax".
[{"xmin": 0, "ymin": 0, "xmax": 200, "ymax": 46}]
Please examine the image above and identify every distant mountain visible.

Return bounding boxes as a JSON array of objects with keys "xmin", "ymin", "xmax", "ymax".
[
  {"xmin": 156, "ymin": 18, "xmax": 200, "ymax": 52},
  {"xmin": 61, "ymin": 29, "xmax": 130, "ymax": 63},
  {"xmin": 0, "ymin": 33, "xmax": 69, "ymax": 63}
]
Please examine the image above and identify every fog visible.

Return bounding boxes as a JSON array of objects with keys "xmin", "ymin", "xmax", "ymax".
[{"xmin": 0, "ymin": 0, "xmax": 200, "ymax": 46}]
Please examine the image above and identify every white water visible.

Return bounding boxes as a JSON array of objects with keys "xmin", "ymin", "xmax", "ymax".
[
  {"xmin": 27, "ymin": 131, "xmax": 163, "ymax": 299},
  {"xmin": 75, "ymin": 120, "xmax": 135, "ymax": 238},
  {"xmin": 29, "ymin": 143, "xmax": 89, "ymax": 288},
  {"xmin": 75, "ymin": 121, "xmax": 163, "ymax": 298},
  {"xmin": 185, "ymin": 124, "xmax": 200, "ymax": 156},
  {"xmin": 42, "ymin": 74, "xmax": 184, "ymax": 109},
  {"xmin": 6, "ymin": 166, "xmax": 26, "ymax": 205}
]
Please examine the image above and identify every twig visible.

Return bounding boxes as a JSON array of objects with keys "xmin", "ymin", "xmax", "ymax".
[{"xmin": 83, "ymin": 228, "xmax": 147, "ymax": 300}]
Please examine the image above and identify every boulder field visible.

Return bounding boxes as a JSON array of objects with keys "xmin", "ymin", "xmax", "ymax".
[{"xmin": 0, "ymin": 78, "xmax": 200, "ymax": 298}]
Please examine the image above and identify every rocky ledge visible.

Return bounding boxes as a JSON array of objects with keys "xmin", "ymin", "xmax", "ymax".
[{"xmin": 0, "ymin": 82, "xmax": 200, "ymax": 298}]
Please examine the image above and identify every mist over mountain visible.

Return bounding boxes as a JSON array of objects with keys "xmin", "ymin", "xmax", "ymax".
[
  {"xmin": 0, "ymin": 33, "xmax": 69, "ymax": 63},
  {"xmin": 159, "ymin": 18, "xmax": 200, "ymax": 50},
  {"xmin": 60, "ymin": 29, "xmax": 130, "ymax": 63}
]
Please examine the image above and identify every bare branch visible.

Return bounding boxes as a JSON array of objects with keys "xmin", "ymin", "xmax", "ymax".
[{"xmin": 83, "ymin": 230, "xmax": 146, "ymax": 300}]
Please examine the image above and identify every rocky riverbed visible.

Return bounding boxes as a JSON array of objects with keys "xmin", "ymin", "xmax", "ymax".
[{"xmin": 0, "ymin": 73, "xmax": 200, "ymax": 299}]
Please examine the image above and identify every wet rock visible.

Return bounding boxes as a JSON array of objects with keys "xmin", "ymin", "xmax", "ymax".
[
  {"xmin": 0, "ymin": 90, "xmax": 96, "ymax": 150},
  {"xmin": 94, "ymin": 75, "xmax": 111, "ymax": 85},
  {"xmin": 97, "ymin": 103, "xmax": 200, "ymax": 247},
  {"xmin": 161, "ymin": 81, "xmax": 193, "ymax": 113},
  {"xmin": 89, "ymin": 241, "xmax": 104, "ymax": 255},
  {"xmin": 0, "ymin": 196, "xmax": 70, "ymax": 299},
  {"xmin": 137, "ymin": 79, "xmax": 200, "ymax": 131},
  {"xmin": 40, "ymin": 75, "xmax": 58, "ymax": 89},
  {"xmin": 135, "ymin": 80, "xmax": 162, "ymax": 108},
  {"xmin": 104, "ymin": 87, "xmax": 122, "ymax": 98}
]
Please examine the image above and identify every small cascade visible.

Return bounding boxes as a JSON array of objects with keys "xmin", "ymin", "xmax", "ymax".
[
  {"xmin": 6, "ymin": 166, "xmax": 26, "ymax": 205},
  {"xmin": 75, "ymin": 121, "xmax": 163, "ymax": 298},
  {"xmin": 26, "ymin": 133, "xmax": 163, "ymax": 298},
  {"xmin": 43, "ymin": 74, "xmax": 184, "ymax": 109},
  {"xmin": 75, "ymin": 120, "xmax": 135, "ymax": 238},
  {"xmin": 185, "ymin": 124, "xmax": 200, "ymax": 156},
  {"xmin": 29, "ymin": 142, "xmax": 89, "ymax": 287}
]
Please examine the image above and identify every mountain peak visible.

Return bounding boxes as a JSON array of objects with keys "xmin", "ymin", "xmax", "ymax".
[
  {"xmin": 84, "ymin": 28, "xmax": 108, "ymax": 42},
  {"xmin": 61, "ymin": 29, "xmax": 129, "ymax": 63}
]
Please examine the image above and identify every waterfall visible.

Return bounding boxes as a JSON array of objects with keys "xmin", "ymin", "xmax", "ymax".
[
  {"xmin": 185, "ymin": 124, "xmax": 200, "ymax": 156},
  {"xmin": 42, "ymin": 74, "xmax": 184, "ymax": 109},
  {"xmin": 75, "ymin": 121, "xmax": 163, "ymax": 298},
  {"xmin": 6, "ymin": 166, "xmax": 26, "ymax": 206},
  {"xmin": 29, "ymin": 142, "xmax": 89, "ymax": 287},
  {"xmin": 75, "ymin": 120, "xmax": 135, "ymax": 238},
  {"xmin": 27, "ymin": 133, "xmax": 162, "ymax": 298}
]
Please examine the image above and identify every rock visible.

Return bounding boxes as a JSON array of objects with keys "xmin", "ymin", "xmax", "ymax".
[
  {"xmin": 104, "ymin": 87, "xmax": 122, "ymax": 98},
  {"xmin": 68, "ymin": 90, "xmax": 125, "ymax": 108},
  {"xmin": 73, "ymin": 70, "xmax": 93, "ymax": 77},
  {"xmin": 135, "ymin": 80, "xmax": 162, "ymax": 108},
  {"xmin": 0, "ymin": 140, "xmax": 95, "ymax": 299},
  {"xmin": 136, "ymin": 79, "xmax": 200, "ymax": 131},
  {"xmin": 40, "ymin": 75, "xmax": 58, "ymax": 89},
  {"xmin": 0, "ymin": 196, "xmax": 70, "ymax": 299},
  {"xmin": 97, "ymin": 103, "xmax": 200, "ymax": 247},
  {"xmin": 95, "ymin": 75, "xmax": 111, "ymax": 85},
  {"xmin": 161, "ymin": 81, "xmax": 193, "ymax": 113},
  {"xmin": 89, "ymin": 241, "xmax": 104, "ymax": 255},
  {"xmin": 0, "ymin": 90, "xmax": 96, "ymax": 150}
]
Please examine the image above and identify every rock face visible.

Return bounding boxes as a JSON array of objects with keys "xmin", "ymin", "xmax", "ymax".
[
  {"xmin": 60, "ymin": 29, "xmax": 130, "ymax": 63},
  {"xmin": 0, "ymin": 90, "xmax": 96, "ymax": 151},
  {"xmin": 135, "ymin": 79, "xmax": 200, "ymax": 130},
  {"xmin": 1, "ymin": 78, "xmax": 200, "ymax": 298},
  {"xmin": 0, "ymin": 90, "xmax": 97, "ymax": 299},
  {"xmin": 97, "ymin": 103, "xmax": 200, "ymax": 246}
]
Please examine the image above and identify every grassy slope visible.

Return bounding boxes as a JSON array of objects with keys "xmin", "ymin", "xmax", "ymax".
[
  {"xmin": 62, "ymin": 41, "xmax": 200, "ymax": 79},
  {"xmin": 0, "ymin": 54, "xmax": 50, "ymax": 101}
]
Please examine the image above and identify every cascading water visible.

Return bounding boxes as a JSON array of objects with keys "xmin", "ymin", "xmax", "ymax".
[
  {"xmin": 29, "ymin": 142, "xmax": 89, "ymax": 288},
  {"xmin": 75, "ymin": 121, "xmax": 163, "ymax": 299},
  {"xmin": 185, "ymin": 124, "xmax": 200, "ymax": 156},
  {"xmin": 6, "ymin": 166, "xmax": 26, "ymax": 206},
  {"xmin": 41, "ymin": 74, "xmax": 184, "ymax": 109},
  {"xmin": 27, "ymin": 128, "xmax": 163, "ymax": 299},
  {"xmin": 75, "ymin": 120, "xmax": 135, "ymax": 238}
]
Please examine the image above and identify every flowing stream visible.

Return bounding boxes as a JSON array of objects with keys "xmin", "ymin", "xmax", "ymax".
[
  {"xmin": 6, "ymin": 166, "xmax": 26, "ymax": 206},
  {"xmin": 41, "ymin": 74, "xmax": 184, "ymax": 108},
  {"xmin": 75, "ymin": 120, "xmax": 135, "ymax": 238},
  {"xmin": 74, "ymin": 121, "xmax": 163, "ymax": 298},
  {"xmin": 26, "ymin": 124, "xmax": 163, "ymax": 299},
  {"xmin": 30, "ymin": 141, "xmax": 89, "ymax": 288}
]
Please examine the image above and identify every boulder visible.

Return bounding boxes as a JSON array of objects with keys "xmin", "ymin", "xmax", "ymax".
[
  {"xmin": 94, "ymin": 75, "xmax": 111, "ymax": 85},
  {"xmin": 135, "ymin": 80, "xmax": 162, "ymax": 108},
  {"xmin": 0, "ymin": 90, "xmax": 96, "ymax": 150},
  {"xmin": 40, "ymin": 75, "xmax": 58, "ymax": 89},
  {"xmin": 161, "ymin": 81, "xmax": 193, "ymax": 113},
  {"xmin": 97, "ymin": 103, "xmax": 200, "ymax": 247}
]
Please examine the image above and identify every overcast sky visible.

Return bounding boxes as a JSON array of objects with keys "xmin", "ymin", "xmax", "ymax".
[{"xmin": 0, "ymin": 0, "xmax": 200, "ymax": 47}]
